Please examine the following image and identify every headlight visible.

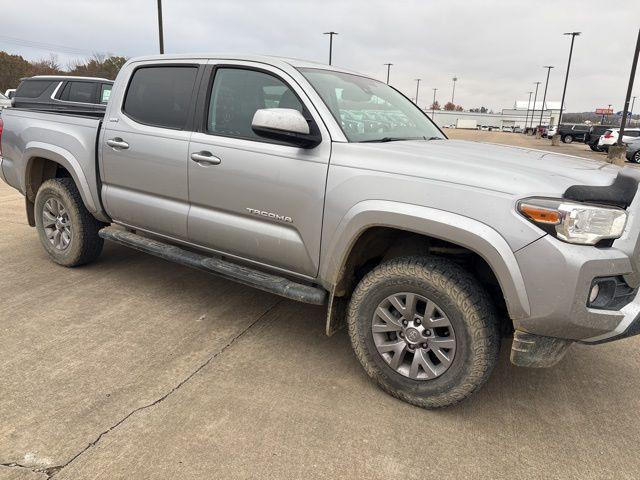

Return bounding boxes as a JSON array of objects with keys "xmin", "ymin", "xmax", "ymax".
[{"xmin": 517, "ymin": 198, "xmax": 627, "ymax": 245}]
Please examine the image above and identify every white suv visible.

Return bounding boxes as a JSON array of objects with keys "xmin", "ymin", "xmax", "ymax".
[{"xmin": 598, "ymin": 128, "xmax": 640, "ymax": 150}]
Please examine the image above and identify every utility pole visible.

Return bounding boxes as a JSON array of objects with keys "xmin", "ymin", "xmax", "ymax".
[
  {"xmin": 157, "ymin": 0, "xmax": 164, "ymax": 54},
  {"xmin": 451, "ymin": 76, "xmax": 458, "ymax": 104},
  {"xmin": 384, "ymin": 63, "xmax": 393, "ymax": 84},
  {"xmin": 530, "ymin": 81, "xmax": 541, "ymax": 132},
  {"xmin": 629, "ymin": 95, "xmax": 637, "ymax": 127},
  {"xmin": 558, "ymin": 32, "xmax": 581, "ymax": 127},
  {"xmin": 432, "ymin": 88, "xmax": 438, "ymax": 118},
  {"xmin": 323, "ymin": 32, "xmax": 338, "ymax": 65},
  {"xmin": 539, "ymin": 66, "xmax": 554, "ymax": 128},
  {"xmin": 617, "ymin": 28, "xmax": 640, "ymax": 147},
  {"xmin": 415, "ymin": 79, "xmax": 421, "ymax": 106},
  {"xmin": 524, "ymin": 91, "xmax": 533, "ymax": 132}
]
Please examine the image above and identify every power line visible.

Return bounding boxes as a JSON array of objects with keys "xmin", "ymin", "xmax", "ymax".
[{"xmin": 0, "ymin": 34, "xmax": 104, "ymax": 57}]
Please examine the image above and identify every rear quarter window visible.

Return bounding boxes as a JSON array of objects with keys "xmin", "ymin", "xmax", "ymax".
[
  {"xmin": 123, "ymin": 66, "xmax": 198, "ymax": 129},
  {"xmin": 16, "ymin": 80, "xmax": 53, "ymax": 98}
]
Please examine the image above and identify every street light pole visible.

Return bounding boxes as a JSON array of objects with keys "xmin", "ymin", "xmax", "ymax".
[
  {"xmin": 530, "ymin": 81, "xmax": 541, "ymax": 131},
  {"xmin": 629, "ymin": 96, "xmax": 637, "ymax": 127},
  {"xmin": 432, "ymin": 88, "xmax": 438, "ymax": 118},
  {"xmin": 415, "ymin": 79, "xmax": 421, "ymax": 106},
  {"xmin": 617, "ymin": 27, "xmax": 640, "ymax": 147},
  {"xmin": 539, "ymin": 66, "xmax": 554, "ymax": 128},
  {"xmin": 524, "ymin": 91, "xmax": 533, "ymax": 131},
  {"xmin": 558, "ymin": 32, "xmax": 581, "ymax": 127},
  {"xmin": 323, "ymin": 32, "xmax": 338, "ymax": 65},
  {"xmin": 384, "ymin": 63, "xmax": 393, "ymax": 84},
  {"xmin": 157, "ymin": 0, "xmax": 164, "ymax": 54},
  {"xmin": 451, "ymin": 77, "xmax": 458, "ymax": 104}
]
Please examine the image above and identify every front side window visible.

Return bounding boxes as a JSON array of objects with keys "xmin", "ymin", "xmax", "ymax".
[
  {"xmin": 299, "ymin": 68, "xmax": 444, "ymax": 142},
  {"xmin": 123, "ymin": 66, "xmax": 198, "ymax": 129},
  {"xmin": 60, "ymin": 81, "xmax": 97, "ymax": 103},
  {"xmin": 207, "ymin": 68, "xmax": 303, "ymax": 140}
]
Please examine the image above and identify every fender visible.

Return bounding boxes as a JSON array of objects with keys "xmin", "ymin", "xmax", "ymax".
[
  {"xmin": 23, "ymin": 142, "xmax": 98, "ymax": 213},
  {"xmin": 320, "ymin": 200, "xmax": 531, "ymax": 331}
]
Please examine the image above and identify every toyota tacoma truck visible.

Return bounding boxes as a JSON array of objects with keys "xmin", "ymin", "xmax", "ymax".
[{"xmin": 2, "ymin": 54, "xmax": 640, "ymax": 408}]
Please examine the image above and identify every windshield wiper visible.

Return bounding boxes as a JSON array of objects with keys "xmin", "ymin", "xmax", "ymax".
[{"xmin": 359, "ymin": 136, "xmax": 426, "ymax": 143}]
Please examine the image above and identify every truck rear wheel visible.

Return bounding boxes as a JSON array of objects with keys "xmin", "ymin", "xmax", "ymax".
[
  {"xmin": 34, "ymin": 178, "xmax": 104, "ymax": 267},
  {"xmin": 347, "ymin": 256, "xmax": 500, "ymax": 408}
]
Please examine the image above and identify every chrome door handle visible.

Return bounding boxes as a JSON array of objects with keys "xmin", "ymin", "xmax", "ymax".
[
  {"xmin": 106, "ymin": 138, "xmax": 129, "ymax": 149},
  {"xmin": 190, "ymin": 151, "xmax": 221, "ymax": 165}
]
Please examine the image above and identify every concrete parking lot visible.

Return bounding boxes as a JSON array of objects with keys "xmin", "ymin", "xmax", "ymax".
[{"xmin": 2, "ymin": 133, "xmax": 640, "ymax": 480}]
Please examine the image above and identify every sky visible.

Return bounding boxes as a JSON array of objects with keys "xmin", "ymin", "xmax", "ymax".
[{"xmin": 1, "ymin": 0, "xmax": 639, "ymax": 112}]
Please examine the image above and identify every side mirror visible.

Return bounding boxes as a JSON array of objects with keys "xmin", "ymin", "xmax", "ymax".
[{"xmin": 252, "ymin": 108, "xmax": 321, "ymax": 148}]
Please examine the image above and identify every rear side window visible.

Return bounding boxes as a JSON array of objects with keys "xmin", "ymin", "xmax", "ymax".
[
  {"xmin": 627, "ymin": 131, "xmax": 640, "ymax": 138},
  {"xmin": 123, "ymin": 66, "xmax": 198, "ymax": 129},
  {"xmin": 60, "ymin": 81, "xmax": 98, "ymax": 103},
  {"xmin": 16, "ymin": 80, "xmax": 52, "ymax": 98}
]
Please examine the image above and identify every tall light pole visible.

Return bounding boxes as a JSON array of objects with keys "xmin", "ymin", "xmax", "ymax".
[
  {"xmin": 415, "ymin": 79, "xmax": 421, "ymax": 106},
  {"xmin": 629, "ymin": 95, "xmax": 637, "ymax": 127},
  {"xmin": 157, "ymin": 0, "xmax": 164, "ymax": 54},
  {"xmin": 384, "ymin": 63, "xmax": 393, "ymax": 84},
  {"xmin": 530, "ymin": 81, "xmax": 541, "ymax": 131},
  {"xmin": 323, "ymin": 31, "xmax": 338, "ymax": 65},
  {"xmin": 558, "ymin": 32, "xmax": 581, "ymax": 127},
  {"xmin": 539, "ymin": 66, "xmax": 554, "ymax": 128},
  {"xmin": 616, "ymin": 27, "xmax": 640, "ymax": 147},
  {"xmin": 524, "ymin": 91, "xmax": 533, "ymax": 131},
  {"xmin": 451, "ymin": 76, "xmax": 458, "ymax": 104},
  {"xmin": 432, "ymin": 88, "xmax": 438, "ymax": 118}
]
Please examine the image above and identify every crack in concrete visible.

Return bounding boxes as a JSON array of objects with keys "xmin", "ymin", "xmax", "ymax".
[
  {"xmin": 8, "ymin": 299, "xmax": 281, "ymax": 479},
  {"xmin": 0, "ymin": 462, "xmax": 48, "ymax": 479}
]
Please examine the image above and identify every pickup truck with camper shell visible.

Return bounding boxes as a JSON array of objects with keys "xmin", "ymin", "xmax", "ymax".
[{"xmin": 2, "ymin": 54, "xmax": 640, "ymax": 408}]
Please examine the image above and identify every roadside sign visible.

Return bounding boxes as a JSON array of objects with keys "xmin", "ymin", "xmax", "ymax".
[{"xmin": 595, "ymin": 108, "xmax": 613, "ymax": 115}]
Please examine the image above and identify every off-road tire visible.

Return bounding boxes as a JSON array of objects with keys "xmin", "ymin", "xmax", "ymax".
[
  {"xmin": 34, "ymin": 178, "xmax": 104, "ymax": 267},
  {"xmin": 347, "ymin": 256, "xmax": 500, "ymax": 409}
]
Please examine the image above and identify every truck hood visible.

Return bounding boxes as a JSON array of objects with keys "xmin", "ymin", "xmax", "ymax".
[{"xmin": 340, "ymin": 139, "xmax": 621, "ymax": 196}]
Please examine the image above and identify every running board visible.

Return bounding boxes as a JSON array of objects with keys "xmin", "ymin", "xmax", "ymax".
[{"xmin": 99, "ymin": 227, "xmax": 327, "ymax": 305}]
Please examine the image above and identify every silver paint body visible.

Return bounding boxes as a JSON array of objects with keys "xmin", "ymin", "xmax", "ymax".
[{"xmin": 2, "ymin": 53, "xmax": 640, "ymax": 342}]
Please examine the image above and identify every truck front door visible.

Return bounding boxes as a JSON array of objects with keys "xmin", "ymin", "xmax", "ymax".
[{"xmin": 186, "ymin": 63, "xmax": 331, "ymax": 277}]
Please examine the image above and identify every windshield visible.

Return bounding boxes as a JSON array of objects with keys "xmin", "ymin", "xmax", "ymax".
[{"xmin": 299, "ymin": 68, "xmax": 444, "ymax": 143}]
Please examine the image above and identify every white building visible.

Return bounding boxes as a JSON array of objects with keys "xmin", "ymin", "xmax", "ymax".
[{"xmin": 426, "ymin": 100, "xmax": 563, "ymax": 129}]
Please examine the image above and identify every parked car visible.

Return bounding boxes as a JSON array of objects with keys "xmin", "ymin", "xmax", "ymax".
[
  {"xmin": 501, "ymin": 126, "xmax": 513, "ymax": 132},
  {"xmin": 546, "ymin": 125, "xmax": 557, "ymax": 138},
  {"xmin": 513, "ymin": 126, "xmax": 523, "ymax": 133},
  {"xmin": 598, "ymin": 128, "xmax": 640, "ymax": 151},
  {"xmin": 626, "ymin": 139, "xmax": 640, "ymax": 163},
  {"xmin": 12, "ymin": 75, "xmax": 113, "ymax": 114},
  {"xmin": 3, "ymin": 54, "xmax": 640, "ymax": 409},
  {"xmin": 585, "ymin": 125, "xmax": 617, "ymax": 152},
  {"xmin": 4, "ymin": 89, "xmax": 16, "ymax": 100},
  {"xmin": 0, "ymin": 92, "xmax": 11, "ymax": 110},
  {"xmin": 557, "ymin": 124, "xmax": 590, "ymax": 143}
]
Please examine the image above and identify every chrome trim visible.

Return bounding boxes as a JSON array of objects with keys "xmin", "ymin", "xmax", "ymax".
[{"xmin": 49, "ymin": 81, "xmax": 63, "ymax": 100}]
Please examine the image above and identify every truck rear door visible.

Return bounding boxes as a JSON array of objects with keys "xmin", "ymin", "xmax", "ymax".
[
  {"xmin": 100, "ymin": 62, "xmax": 201, "ymax": 239},
  {"xmin": 186, "ymin": 62, "xmax": 331, "ymax": 277}
]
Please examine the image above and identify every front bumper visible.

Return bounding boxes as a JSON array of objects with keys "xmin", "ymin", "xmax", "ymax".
[{"xmin": 514, "ymin": 234, "xmax": 636, "ymax": 341}]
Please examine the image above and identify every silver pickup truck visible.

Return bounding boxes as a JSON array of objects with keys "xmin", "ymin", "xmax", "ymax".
[{"xmin": 2, "ymin": 54, "xmax": 640, "ymax": 408}]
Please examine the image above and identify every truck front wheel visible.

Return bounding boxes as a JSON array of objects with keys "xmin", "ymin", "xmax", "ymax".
[
  {"xmin": 347, "ymin": 256, "xmax": 500, "ymax": 408},
  {"xmin": 34, "ymin": 178, "xmax": 104, "ymax": 267}
]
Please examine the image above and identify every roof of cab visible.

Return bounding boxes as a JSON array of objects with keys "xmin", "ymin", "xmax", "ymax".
[{"xmin": 126, "ymin": 53, "xmax": 364, "ymax": 76}]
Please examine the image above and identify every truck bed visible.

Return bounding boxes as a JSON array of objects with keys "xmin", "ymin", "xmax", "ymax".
[{"xmin": 0, "ymin": 108, "xmax": 105, "ymax": 218}]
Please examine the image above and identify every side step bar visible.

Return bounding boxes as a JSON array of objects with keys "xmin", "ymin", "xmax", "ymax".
[{"xmin": 99, "ymin": 227, "xmax": 328, "ymax": 305}]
